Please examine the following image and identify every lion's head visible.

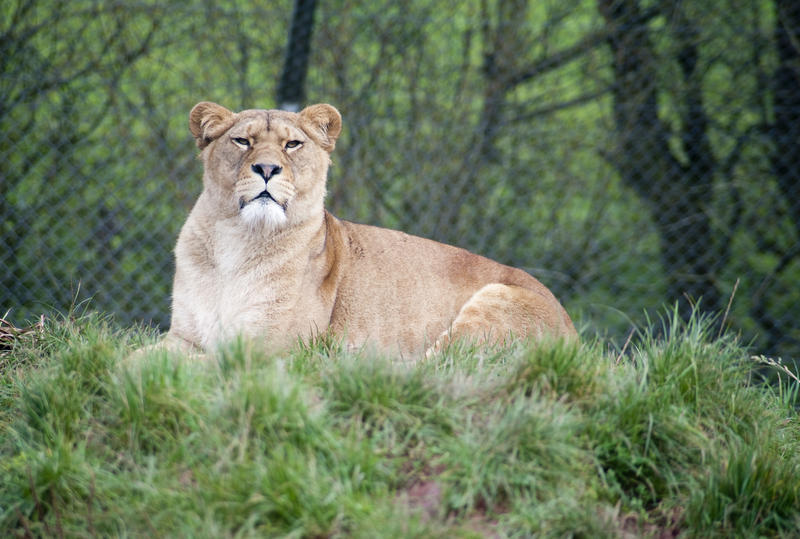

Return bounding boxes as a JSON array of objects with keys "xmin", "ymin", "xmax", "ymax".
[{"xmin": 188, "ymin": 102, "xmax": 342, "ymax": 231}]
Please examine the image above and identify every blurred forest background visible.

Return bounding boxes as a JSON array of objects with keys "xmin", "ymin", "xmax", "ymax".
[{"xmin": 2, "ymin": 0, "xmax": 799, "ymax": 358}]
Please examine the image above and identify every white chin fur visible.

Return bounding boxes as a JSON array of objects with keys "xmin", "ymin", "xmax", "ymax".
[{"xmin": 240, "ymin": 199, "xmax": 288, "ymax": 231}]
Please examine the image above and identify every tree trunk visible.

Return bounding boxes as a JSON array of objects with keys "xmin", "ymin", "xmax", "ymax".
[
  {"xmin": 772, "ymin": 0, "xmax": 800, "ymax": 237},
  {"xmin": 276, "ymin": 0, "xmax": 318, "ymax": 111},
  {"xmin": 598, "ymin": 0, "xmax": 722, "ymax": 319},
  {"xmin": 752, "ymin": 0, "xmax": 800, "ymax": 352}
]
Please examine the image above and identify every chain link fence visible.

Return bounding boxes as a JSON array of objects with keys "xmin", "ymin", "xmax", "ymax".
[{"xmin": 2, "ymin": 0, "xmax": 799, "ymax": 358}]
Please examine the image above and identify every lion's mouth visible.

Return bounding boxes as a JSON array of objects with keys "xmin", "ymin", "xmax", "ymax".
[
  {"xmin": 239, "ymin": 190, "xmax": 286, "ymax": 211},
  {"xmin": 254, "ymin": 190, "xmax": 275, "ymax": 202}
]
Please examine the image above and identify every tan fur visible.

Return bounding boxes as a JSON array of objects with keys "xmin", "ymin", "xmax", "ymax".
[{"xmin": 163, "ymin": 101, "xmax": 576, "ymax": 359}]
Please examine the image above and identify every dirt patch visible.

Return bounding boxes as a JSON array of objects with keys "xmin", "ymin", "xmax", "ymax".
[
  {"xmin": 403, "ymin": 479, "xmax": 442, "ymax": 519},
  {"xmin": 395, "ymin": 456, "xmax": 446, "ymax": 518},
  {"xmin": 614, "ymin": 504, "xmax": 684, "ymax": 538}
]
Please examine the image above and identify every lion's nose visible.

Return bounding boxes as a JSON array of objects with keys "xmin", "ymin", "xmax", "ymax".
[{"xmin": 251, "ymin": 163, "xmax": 282, "ymax": 182}]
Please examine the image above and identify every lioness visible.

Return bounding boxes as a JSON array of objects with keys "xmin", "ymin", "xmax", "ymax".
[{"xmin": 163, "ymin": 101, "xmax": 576, "ymax": 359}]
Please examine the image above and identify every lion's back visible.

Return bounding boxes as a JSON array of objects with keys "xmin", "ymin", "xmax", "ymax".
[{"xmin": 327, "ymin": 218, "xmax": 562, "ymax": 354}]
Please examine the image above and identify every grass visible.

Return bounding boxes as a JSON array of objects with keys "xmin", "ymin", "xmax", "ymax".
[{"xmin": 1, "ymin": 307, "xmax": 799, "ymax": 537}]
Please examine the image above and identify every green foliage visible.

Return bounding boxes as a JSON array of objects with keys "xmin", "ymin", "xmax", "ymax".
[{"xmin": 1, "ymin": 309, "xmax": 799, "ymax": 536}]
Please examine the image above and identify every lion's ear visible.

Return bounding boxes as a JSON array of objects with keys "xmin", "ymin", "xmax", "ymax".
[
  {"xmin": 189, "ymin": 102, "xmax": 235, "ymax": 149},
  {"xmin": 299, "ymin": 104, "xmax": 342, "ymax": 153}
]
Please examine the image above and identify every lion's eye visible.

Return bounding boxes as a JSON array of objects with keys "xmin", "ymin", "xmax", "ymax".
[
  {"xmin": 285, "ymin": 140, "xmax": 302, "ymax": 150},
  {"xmin": 232, "ymin": 137, "xmax": 250, "ymax": 148}
]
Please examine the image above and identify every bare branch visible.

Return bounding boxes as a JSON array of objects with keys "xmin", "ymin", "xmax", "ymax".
[{"xmin": 509, "ymin": 86, "xmax": 612, "ymax": 123}]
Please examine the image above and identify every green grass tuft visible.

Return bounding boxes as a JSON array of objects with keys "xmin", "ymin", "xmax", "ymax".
[{"xmin": 1, "ymin": 306, "xmax": 799, "ymax": 536}]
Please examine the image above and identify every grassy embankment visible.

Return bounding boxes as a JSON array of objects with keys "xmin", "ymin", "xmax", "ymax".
[{"xmin": 1, "ymin": 308, "xmax": 799, "ymax": 537}]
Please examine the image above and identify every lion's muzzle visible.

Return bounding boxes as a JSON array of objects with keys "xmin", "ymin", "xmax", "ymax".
[{"xmin": 238, "ymin": 162, "xmax": 288, "ymax": 210}]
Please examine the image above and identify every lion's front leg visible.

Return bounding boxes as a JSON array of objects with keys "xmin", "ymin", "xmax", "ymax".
[{"xmin": 125, "ymin": 331, "xmax": 206, "ymax": 366}]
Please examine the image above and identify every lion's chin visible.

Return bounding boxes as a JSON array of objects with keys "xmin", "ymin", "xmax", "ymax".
[{"xmin": 239, "ymin": 198, "xmax": 288, "ymax": 231}]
